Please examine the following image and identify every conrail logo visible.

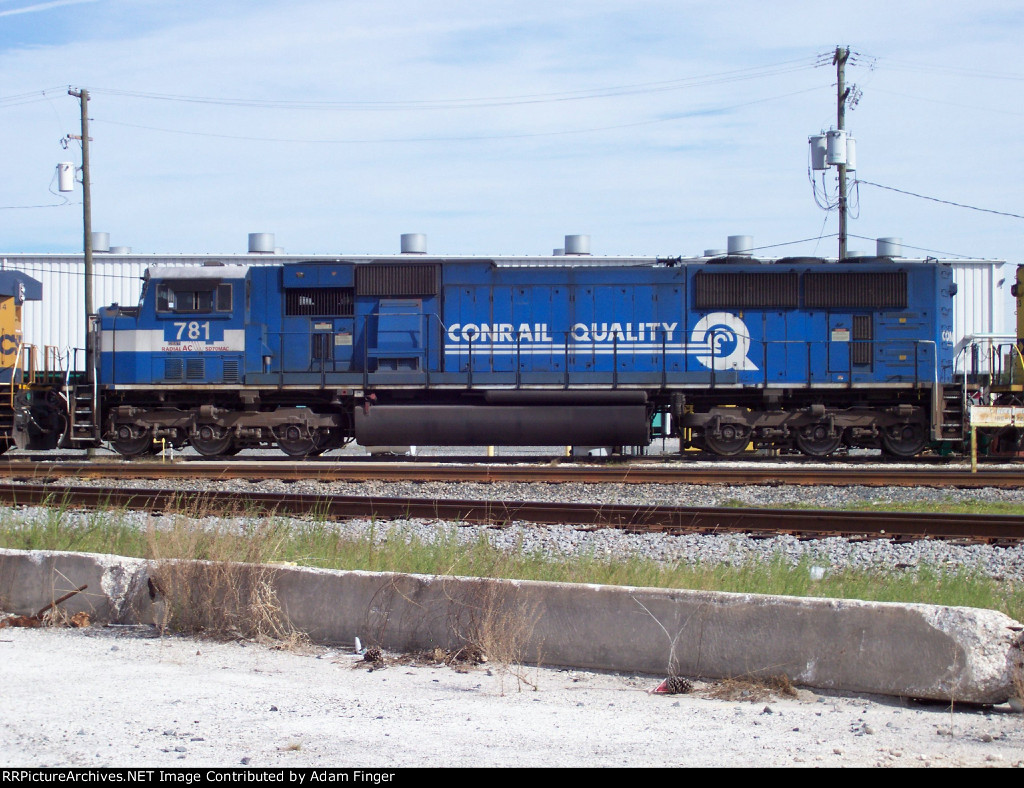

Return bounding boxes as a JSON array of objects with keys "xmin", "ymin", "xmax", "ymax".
[
  {"xmin": 443, "ymin": 312, "xmax": 758, "ymax": 371},
  {"xmin": 690, "ymin": 312, "xmax": 759, "ymax": 371}
]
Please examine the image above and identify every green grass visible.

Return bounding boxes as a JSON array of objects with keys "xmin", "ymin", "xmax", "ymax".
[{"xmin": 0, "ymin": 504, "xmax": 1021, "ymax": 623}]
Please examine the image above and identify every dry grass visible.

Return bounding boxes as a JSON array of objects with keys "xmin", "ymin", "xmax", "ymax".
[
  {"xmin": 704, "ymin": 674, "xmax": 799, "ymax": 703},
  {"xmin": 442, "ymin": 578, "xmax": 543, "ymax": 693},
  {"xmin": 144, "ymin": 516, "xmax": 303, "ymax": 644}
]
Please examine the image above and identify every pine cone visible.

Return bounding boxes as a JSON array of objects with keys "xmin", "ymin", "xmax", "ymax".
[{"xmin": 665, "ymin": 675, "xmax": 693, "ymax": 694}]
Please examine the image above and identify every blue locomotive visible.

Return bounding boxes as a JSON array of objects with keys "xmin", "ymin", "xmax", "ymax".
[{"xmin": 89, "ymin": 254, "xmax": 959, "ymax": 458}]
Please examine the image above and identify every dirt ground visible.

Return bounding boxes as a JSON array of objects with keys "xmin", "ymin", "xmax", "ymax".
[{"xmin": 1, "ymin": 625, "xmax": 1022, "ymax": 768}]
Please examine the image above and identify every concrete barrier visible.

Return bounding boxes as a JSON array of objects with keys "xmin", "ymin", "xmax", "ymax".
[
  {"xmin": 1, "ymin": 547, "xmax": 1021, "ymax": 704},
  {"xmin": 0, "ymin": 548, "xmax": 148, "ymax": 623}
]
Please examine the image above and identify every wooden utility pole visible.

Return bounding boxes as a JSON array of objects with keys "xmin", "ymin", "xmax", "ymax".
[
  {"xmin": 835, "ymin": 46, "xmax": 849, "ymax": 260},
  {"xmin": 67, "ymin": 87, "xmax": 93, "ymax": 350}
]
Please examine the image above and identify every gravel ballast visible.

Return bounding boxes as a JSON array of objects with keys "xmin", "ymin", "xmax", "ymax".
[{"xmin": 9, "ymin": 468, "xmax": 1024, "ymax": 581}]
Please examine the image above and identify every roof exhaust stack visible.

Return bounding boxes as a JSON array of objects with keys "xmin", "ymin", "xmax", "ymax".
[
  {"xmin": 248, "ymin": 233, "xmax": 276, "ymax": 254},
  {"xmin": 876, "ymin": 237, "xmax": 903, "ymax": 257},
  {"xmin": 401, "ymin": 233, "xmax": 427, "ymax": 254},
  {"xmin": 564, "ymin": 235, "xmax": 590, "ymax": 255},
  {"xmin": 727, "ymin": 235, "xmax": 753, "ymax": 256}
]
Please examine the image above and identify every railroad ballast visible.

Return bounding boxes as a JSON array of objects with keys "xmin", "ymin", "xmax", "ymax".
[{"xmin": 5, "ymin": 253, "xmax": 1023, "ymax": 458}]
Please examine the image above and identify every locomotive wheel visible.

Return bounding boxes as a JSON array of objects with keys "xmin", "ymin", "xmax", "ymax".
[
  {"xmin": 881, "ymin": 422, "xmax": 927, "ymax": 458},
  {"xmin": 794, "ymin": 423, "xmax": 842, "ymax": 458},
  {"xmin": 190, "ymin": 425, "xmax": 234, "ymax": 458},
  {"xmin": 701, "ymin": 423, "xmax": 750, "ymax": 457},
  {"xmin": 111, "ymin": 427, "xmax": 155, "ymax": 458},
  {"xmin": 276, "ymin": 424, "xmax": 322, "ymax": 458}
]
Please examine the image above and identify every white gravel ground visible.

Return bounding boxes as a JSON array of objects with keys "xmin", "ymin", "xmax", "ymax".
[{"xmin": 1, "ymin": 626, "xmax": 1022, "ymax": 768}]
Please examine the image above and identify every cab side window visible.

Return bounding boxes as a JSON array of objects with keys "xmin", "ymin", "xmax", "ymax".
[{"xmin": 156, "ymin": 282, "xmax": 233, "ymax": 314}]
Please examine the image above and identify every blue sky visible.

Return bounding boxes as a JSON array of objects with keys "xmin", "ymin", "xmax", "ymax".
[{"xmin": 1, "ymin": 0, "xmax": 1021, "ymax": 261}]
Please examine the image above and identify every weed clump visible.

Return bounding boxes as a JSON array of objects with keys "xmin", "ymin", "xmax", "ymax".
[{"xmin": 145, "ymin": 516, "xmax": 301, "ymax": 644}]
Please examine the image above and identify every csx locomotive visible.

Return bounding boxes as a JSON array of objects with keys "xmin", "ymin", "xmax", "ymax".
[{"xmin": 6, "ymin": 252, "xmax": 1019, "ymax": 459}]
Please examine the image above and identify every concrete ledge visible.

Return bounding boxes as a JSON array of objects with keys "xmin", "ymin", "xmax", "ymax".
[
  {"xmin": 2, "ymin": 547, "xmax": 1021, "ymax": 704},
  {"xmin": 0, "ymin": 548, "xmax": 148, "ymax": 623}
]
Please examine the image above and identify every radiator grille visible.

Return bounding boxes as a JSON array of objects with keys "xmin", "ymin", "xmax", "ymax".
[
  {"xmin": 355, "ymin": 264, "xmax": 440, "ymax": 297},
  {"xmin": 694, "ymin": 272, "xmax": 799, "ymax": 309},
  {"xmin": 804, "ymin": 272, "xmax": 907, "ymax": 309},
  {"xmin": 186, "ymin": 358, "xmax": 205, "ymax": 381},
  {"xmin": 222, "ymin": 359, "xmax": 240, "ymax": 382}
]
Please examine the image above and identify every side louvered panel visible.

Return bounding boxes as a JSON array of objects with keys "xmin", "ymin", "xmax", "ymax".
[
  {"xmin": 852, "ymin": 314, "xmax": 873, "ymax": 365},
  {"xmin": 355, "ymin": 264, "xmax": 440, "ymax": 297},
  {"xmin": 694, "ymin": 272, "xmax": 799, "ymax": 309},
  {"xmin": 185, "ymin": 357, "xmax": 205, "ymax": 381},
  {"xmin": 804, "ymin": 272, "xmax": 907, "ymax": 309},
  {"xmin": 223, "ymin": 359, "xmax": 240, "ymax": 382},
  {"xmin": 164, "ymin": 358, "xmax": 183, "ymax": 381}
]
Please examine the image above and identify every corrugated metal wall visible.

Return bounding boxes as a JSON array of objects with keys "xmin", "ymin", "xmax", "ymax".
[
  {"xmin": 951, "ymin": 260, "xmax": 1014, "ymax": 374},
  {"xmin": 1, "ymin": 254, "xmax": 1011, "ymax": 374}
]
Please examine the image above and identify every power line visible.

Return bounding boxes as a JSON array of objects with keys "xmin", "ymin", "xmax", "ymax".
[
  {"xmin": 847, "ymin": 233, "xmax": 979, "ymax": 260},
  {"xmin": 863, "ymin": 56, "xmax": 1024, "ymax": 82},
  {"xmin": 855, "ymin": 179, "xmax": 1024, "ymax": 220},
  {"xmin": 867, "ymin": 87, "xmax": 1024, "ymax": 117},
  {"xmin": 94, "ymin": 87, "xmax": 826, "ymax": 145},
  {"xmin": 749, "ymin": 233, "xmax": 838, "ymax": 252},
  {"xmin": 0, "ymin": 86, "xmax": 72, "ymax": 108},
  {"xmin": 84, "ymin": 56, "xmax": 823, "ymax": 111},
  {"xmin": 0, "ymin": 201, "xmax": 79, "ymax": 210}
]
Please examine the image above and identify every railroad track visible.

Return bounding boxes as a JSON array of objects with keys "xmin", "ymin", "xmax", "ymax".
[
  {"xmin": 1, "ymin": 483, "xmax": 1021, "ymax": 544},
  {"xmin": 2, "ymin": 459, "xmax": 1022, "ymax": 488}
]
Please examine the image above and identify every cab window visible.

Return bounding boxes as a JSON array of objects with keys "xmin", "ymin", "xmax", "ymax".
[{"xmin": 156, "ymin": 282, "xmax": 232, "ymax": 314}]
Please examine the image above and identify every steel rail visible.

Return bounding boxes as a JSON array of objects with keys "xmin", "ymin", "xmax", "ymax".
[
  {"xmin": 1, "ymin": 460, "xmax": 1022, "ymax": 488},
  {"xmin": 2, "ymin": 483, "xmax": 1021, "ymax": 542}
]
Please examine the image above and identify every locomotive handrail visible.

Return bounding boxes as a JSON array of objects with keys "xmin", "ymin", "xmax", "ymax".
[
  {"xmin": 264, "ymin": 318, "xmax": 944, "ymax": 397},
  {"xmin": 1010, "ymin": 343, "xmax": 1024, "ymax": 386},
  {"xmin": 9, "ymin": 342, "xmax": 35, "ymax": 408}
]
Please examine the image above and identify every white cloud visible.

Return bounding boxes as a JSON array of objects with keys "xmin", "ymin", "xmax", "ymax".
[{"xmin": 0, "ymin": 0, "xmax": 97, "ymax": 18}]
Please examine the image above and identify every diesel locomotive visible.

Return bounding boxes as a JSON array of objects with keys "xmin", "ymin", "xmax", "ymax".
[{"xmin": 4, "ymin": 253, "xmax": 1022, "ymax": 459}]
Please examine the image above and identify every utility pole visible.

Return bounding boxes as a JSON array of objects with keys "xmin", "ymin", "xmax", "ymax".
[
  {"xmin": 834, "ymin": 46, "xmax": 849, "ymax": 260},
  {"xmin": 67, "ymin": 87, "xmax": 93, "ymax": 352}
]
